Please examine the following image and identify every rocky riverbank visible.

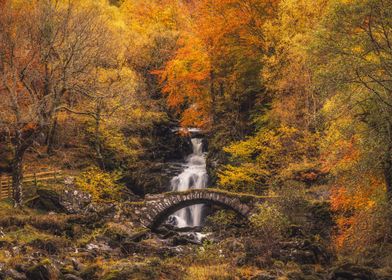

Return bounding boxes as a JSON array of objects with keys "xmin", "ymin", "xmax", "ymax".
[{"xmin": 0, "ymin": 185, "xmax": 390, "ymax": 280}]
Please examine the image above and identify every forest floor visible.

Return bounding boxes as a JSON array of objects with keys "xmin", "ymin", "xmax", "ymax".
[{"xmin": 0, "ymin": 182, "xmax": 390, "ymax": 280}]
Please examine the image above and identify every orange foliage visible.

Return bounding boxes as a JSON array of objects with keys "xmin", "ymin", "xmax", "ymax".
[
  {"xmin": 330, "ymin": 173, "xmax": 385, "ymax": 252},
  {"xmin": 156, "ymin": 0, "xmax": 278, "ymax": 129}
]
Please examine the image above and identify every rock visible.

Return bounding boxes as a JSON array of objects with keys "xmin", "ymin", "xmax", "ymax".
[
  {"xmin": 328, "ymin": 263, "xmax": 377, "ymax": 280},
  {"xmin": 0, "ymin": 240, "xmax": 11, "ymax": 249},
  {"xmin": 79, "ymin": 264, "xmax": 101, "ymax": 280},
  {"xmin": 171, "ymin": 225, "xmax": 203, "ymax": 233},
  {"xmin": 306, "ymin": 202, "xmax": 333, "ymax": 238},
  {"xmin": 26, "ymin": 186, "xmax": 91, "ymax": 214},
  {"xmin": 286, "ymin": 271, "xmax": 323, "ymax": 280},
  {"xmin": 275, "ymin": 239, "xmax": 331, "ymax": 265},
  {"xmin": 251, "ymin": 273, "xmax": 276, "ymax": 280},
  {"xmin": 104, "ymin": 223, "xmax": 150, "ymax": 243},
  {"xmin": 288, "ymin": 225, "xmax": 306, "ymax": 238},
  {"xmin": 171, "ymin": 233, "xmax": 202, "ymax": 246},
  {"xmin": 28, "ymin": 239, "xmax": 59, "ymax": 255},
  {"xmin": 70, "ymin": 258, "xmax": 84, "ymax": 272},
  {"xmin": 84, "ymin": 240, "xmax": 121, "ymax": 258},
  {"xmin": 6, "ymin": 269, "xmax": 27, "ymax": 280},
  {"xmin": 63, "ymin": 274, "xmax": 83, "ymax": 280},
  {"xmin": 120, "ymin": 122, "xmax": 194, "ymax": 195},
  {"xmin": 25, "ymin": 260, "xmax": 60, "ymax": 280}
]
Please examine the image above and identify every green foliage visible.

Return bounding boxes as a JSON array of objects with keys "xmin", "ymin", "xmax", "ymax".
[
  {"xmin": 312, "ymin": 0, "xmax": 392, "ymax": 173},
  {"xmin": 75, "ymin": 168, "xmax": 127, "ymax": 202},
  {"xmin": 219, "ymin": 126, "xmax": 320, "ymax": 194},
  {"xmin": 250, "ymin": 203, "xmax": 289, "ymax": 241},
  {"xmin": 195, "ymin": 241, "xmax": 225, "ymax": 265},
  {"xmin": 207, "ymin": 210, "xmax": 237, "ymax": 228}
]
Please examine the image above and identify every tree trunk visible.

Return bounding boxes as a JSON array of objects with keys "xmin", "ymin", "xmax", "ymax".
[
  {"xmin": 12, "ymin": 132, "xmax": 25, "ymax": 207},
  {"xmin": 94, "ymin": 107, "xmax": 105, "ymax": 170},
  {"xmin": 46, "ymin": 114, "xmax": 58, "ymax": 155},
  {"xmin": 385, "ymin": 155, "xmax": 392, "ymax": 202},
  {"xmin": 210, "ymin": 70, "xmax": 216, "ymax": 125}
]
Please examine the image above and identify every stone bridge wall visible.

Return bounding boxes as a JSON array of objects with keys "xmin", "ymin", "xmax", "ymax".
[{"xmin": 131, "ymin": 189, "xmax": 272, "ymax": 229}]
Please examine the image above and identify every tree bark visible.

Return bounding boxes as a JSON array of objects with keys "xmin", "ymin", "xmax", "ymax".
[
  {"xmin": 210, "ymin": 70, "xmax": 216, "ymax": 125},
  {"xmin": 12, "ymin": 131, "xmax": 25, "ymax": 207},
  {"xmin": 46, "ymin": 114, "xmax": 58, "ymax": 155},
  {"xmin": 385, "ymin": 155, "xmax": 392, "ymax": 202},
  {"xmin": 94, "ymin": 105, "xmax": 105, "ymax": 170}
]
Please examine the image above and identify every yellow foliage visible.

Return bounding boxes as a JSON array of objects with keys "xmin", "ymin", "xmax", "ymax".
[
  {"xmin": 219, "ymin": 126, "xmax": 320, "ymax": 193},
  {"xmin": 186, "ymin": 264, "xmax": 233, "ymax": 280},
  {"xmin": 75, "ymin": 168, "xmax": 127, "ymax": 202}
]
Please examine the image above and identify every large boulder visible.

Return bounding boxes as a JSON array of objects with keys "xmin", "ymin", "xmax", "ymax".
[
  {"xmin": 273, "ymin": 239, "xmax": 331, "ymax": 265},
  {"xmin": 27, "ymin": 183, "xmax": 91, "ymax": 214},
  {"xmin": 328, "ymin": 263, "xmax": 377, "ymax": 280},
  {"xmin": 25, "ymin": 260, "xmax": 60, "ymax": 280}
]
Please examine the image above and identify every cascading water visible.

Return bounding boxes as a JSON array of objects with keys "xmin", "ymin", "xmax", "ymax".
[{"xmin": 169, "ymin": 137, "xmax": 208, "ymax": 228}]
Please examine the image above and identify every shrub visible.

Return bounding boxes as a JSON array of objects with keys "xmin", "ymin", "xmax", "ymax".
[
  {"xmin": 250, "ymin": 203, "xmax": 289, "ymax": 242},
  {"xmin": 206, "ymin": 210, "xmax": 238, "ymax": 231},
  {"xmin": 186, "ymin": 264, "xmax": 234, "ymax": 280},
  {"xmin": 75, "ymin": 167, "xmax": 127, "ymax": 202}
]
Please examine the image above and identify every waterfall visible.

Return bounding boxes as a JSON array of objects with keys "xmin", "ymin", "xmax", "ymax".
[{"xmin": 169, "ymin": 137, "xmax": 208, "ymax": 227}]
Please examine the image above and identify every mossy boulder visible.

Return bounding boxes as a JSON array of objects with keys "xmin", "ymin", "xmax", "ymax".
[
  {"xmin": 27, "ymin": 186, "xmax": 91, "ymax": 214},
  {"xmin": 28, "ymin": 237, "xmax": 69, "ymax": 255},
  {"xmin": 25, "ymin": 259, "xmax": 60, "ymax": 280},
  {"xmin": 328, "ymin": 263, "xmax": 377, "ymax": 280}
]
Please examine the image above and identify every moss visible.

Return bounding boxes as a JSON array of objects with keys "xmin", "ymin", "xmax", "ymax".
[
  {"xmin": 96, "ymin": 259, "xmax": 184, "ymax": 280},
  {"xmin": 186, "ymin": 264, "xmax": 235, "ymax": 280},
  {"xmin": 26, "ymin": 258, "xmax": 60, "ymax": 280},
  {"xmin": 126, "ymin": 201, "xmax": 146, "ymax": 207},
  {"xmin": 103, "ymin": 223, "xmax": 149, "ymax": 243},
  {"xmin": 80, "ymin": 264, "xmax": 102, "ymax": 280},
  {"xmin": 75, "ymin": 228, "xmax": 107, "ymax": 247},
  {"xmin": 0, "ymin": 225, "xmax": 53, "ymax": 244},
  {"xmin": 161, "ymin": 188, "xmax": 273, "ymax": 201},
  {"xmin": 28, "ymin": 236, "xmax": 70, "ymax": 254}
]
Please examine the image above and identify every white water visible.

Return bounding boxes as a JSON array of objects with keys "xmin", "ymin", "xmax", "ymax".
[{"xmin": 169, "ymin": 138, "xmax": 208, "ymax": 227}]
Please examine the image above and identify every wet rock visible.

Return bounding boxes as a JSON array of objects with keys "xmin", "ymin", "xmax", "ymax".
[
  {"xmin": 173, "ymin": 226, "xmax": 203, "ymax": 233},
  {"xmin": 328, "ymin": 263, "xmax": 377, "ymax": 280},
  {"xmin": 171, "ymin": 233, "xmax": 202, "ymax": 246},
  {"xmin": 157, "ymin": 224, "xmax": 203, "ymax": 234}
]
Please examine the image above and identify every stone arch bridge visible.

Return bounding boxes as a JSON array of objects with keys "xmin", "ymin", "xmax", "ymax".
[{"xmin": 130, "ymin": 189, "xmax": 276, "ymax": 230}]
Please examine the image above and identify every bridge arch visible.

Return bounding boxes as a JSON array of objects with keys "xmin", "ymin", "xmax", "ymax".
[{"xmin": 138, "ymin": 189, "xmax": 258, "ymax": 230}]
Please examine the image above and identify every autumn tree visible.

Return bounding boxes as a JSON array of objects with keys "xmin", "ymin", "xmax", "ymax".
[
  {"xmin": 0, "ymin": 0, "xmax": 119, "ymax": 206},
  {"xmin": 158, "ymin": 0, "xmax": 278, "ymax": 130},
  {"xmin": 313, "ymin": 0, "xmax": 392, "ymax": 198}
]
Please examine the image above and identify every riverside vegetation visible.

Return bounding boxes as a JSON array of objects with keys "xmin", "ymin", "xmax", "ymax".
[{"xmin": 0, "ymin": 0, "xmax": 392, "ymax": 279}]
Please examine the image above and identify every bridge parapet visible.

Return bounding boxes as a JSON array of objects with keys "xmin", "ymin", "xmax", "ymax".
[{"xmin": 129, "ymin": 189, "xmax": 276, "ymax": 230}]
